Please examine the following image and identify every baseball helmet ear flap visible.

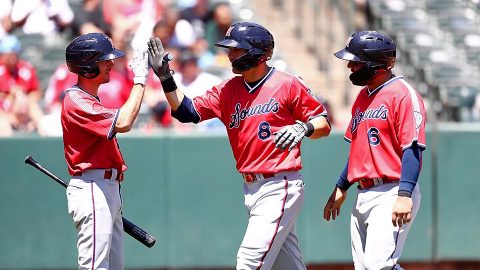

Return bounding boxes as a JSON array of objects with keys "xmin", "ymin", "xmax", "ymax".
[{"xmin": 65, "ymin": 33, "xmax": 125, "ymax": 78}]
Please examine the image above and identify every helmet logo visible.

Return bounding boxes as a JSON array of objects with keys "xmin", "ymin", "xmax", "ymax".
[
  {"xmin": 225, "ymin": 26, "xmax": 234, "ymax": 37},
  {"xmin": 345, "ymin": 36, "xmax": 353, "ymax": 48},
  {"xmin": 106, "ymin": 36, "xmax": 114, "ymax": 48}
]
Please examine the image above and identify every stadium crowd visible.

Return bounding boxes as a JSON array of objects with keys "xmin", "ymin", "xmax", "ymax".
[
  {"xmin": 10, "ymin": 0, "xmax": 480, "ymax": 137},
  {"xmin": 0, "ymin": 0, "xmax": 265, "ymax": 136}
]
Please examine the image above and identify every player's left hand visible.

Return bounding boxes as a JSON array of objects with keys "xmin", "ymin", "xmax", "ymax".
[
  {"xmin": 392, "ymin": 196, "xmax": 413, "ymax": 227},
  {"xmin": 273, "ymin": 120, "xmax": 309, "ymax": 151}
]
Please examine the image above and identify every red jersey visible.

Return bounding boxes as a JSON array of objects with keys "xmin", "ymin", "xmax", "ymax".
[
  {"xmin": 61, "ymin": 87, "xmax": 127, "ymax": 176},
  {"xmin": 193, "ymin": 68, "xmax": 327, "ymax": 173},
  {"xmin": 345, "ymin": 76, "xmax": 426, "ymax": 182}
]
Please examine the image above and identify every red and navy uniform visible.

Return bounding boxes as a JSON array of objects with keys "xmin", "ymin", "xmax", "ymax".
[
  {"xmin": 61, "ymin": 87, "xmax": 126, "ymax": 176},
  {"xmin": 345, "ymin": 76, "xmax": 426, "ymax": 183},
  {"xmin": 189, "ymin": 68, "xmax": 327, "ymax": 173}
]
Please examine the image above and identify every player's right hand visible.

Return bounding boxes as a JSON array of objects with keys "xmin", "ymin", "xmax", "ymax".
[
  {"xmin": 147, "ymin": 37, "xmax": 173, "ymax": 81},
  {"xmin": 323, "ymin": 186, "xmax": 347, "ymax": 221}
]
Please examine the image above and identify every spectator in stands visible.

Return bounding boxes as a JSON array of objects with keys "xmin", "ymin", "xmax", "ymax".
[
  {"xmin": 103, "ymin": 0, "xmax": 168, "ymax": 51},
  {"xmin": 10, "ymin": 0, "xmax": 74, "ymax": 36},
  {"xmin": 175, "ymin": 50, "xmax": 222, "ymax": 98},
  {"xmin": 204, "ymin": 2, "xmax": 235, "ymax": 67},
  {"xmin": 152, "ymin": 10, "xmax": 196, "ymax": 51},
  {"xmin": 71, "ymin": 0, "xmax": 111, "ymax": 37},
  {"xmin": 189, "ymin": 37, "xmax": 216, "ymax": 69},
  {"xmin": 39, "ymin": 63, "xmax": 76, "ymax": 136},
  {"xmin": 472, "ymin": 93, "xmax": 480, "ymax": 121},
  {"xmin": 173, "ymin": 49, "xmax": 224, "ymax": 131},
  {"xmin": 0, "ymin": 0, "xmax": 13, "ymax": 39},
  {"xmin": 0, "ymin": 35, "xmax": 44, "ymax": 134},
  {"xmin": 204, "ymin": 2, "xmax": 234, "ymax": 52},
  {"xmin": 179, "ymin": 0, "xmax": 211, "ymax": 38}
]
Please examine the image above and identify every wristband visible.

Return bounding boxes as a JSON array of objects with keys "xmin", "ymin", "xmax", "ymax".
[
  {"xmin": 305, "ymin": 121, "xmax": 314, "ymax": 137},
  {"xmin": 133, "ymin": 76, "xmax": 147, "ymax": 86},
  {"xmin": 161, "ymin": 76, "xmax": 177, "ymax": 93},
  {"xmin": 398, "ymin": 190, "xmax": 412, "ymax": 198}
]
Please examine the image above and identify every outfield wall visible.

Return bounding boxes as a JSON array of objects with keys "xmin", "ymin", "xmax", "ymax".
[{"xmin": 0, "ymin": 127, "xmax": 478, "ymax": 269}]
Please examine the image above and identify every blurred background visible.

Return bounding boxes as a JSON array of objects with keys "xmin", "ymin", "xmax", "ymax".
[{"xmin": 0, "ymin": 0, "xmax": 480, "ymax": 269}]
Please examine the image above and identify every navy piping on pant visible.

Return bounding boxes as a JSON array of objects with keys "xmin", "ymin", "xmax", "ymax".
[{"xmin": 256, "ymin": 177, "xmax": 289, "ymax": 270}]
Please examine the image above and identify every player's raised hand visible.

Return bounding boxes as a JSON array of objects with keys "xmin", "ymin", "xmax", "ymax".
[
  {"xmin": 129, "ymin": 48, "xmax": 149, "ymax": 86},
  {"xmin": 392, "ymin": 196, "xmax": 413, "ymax": 227},
  {"xmin": 147, "ymin": 37, "xmax": 173, "ymax": 81},
  {"xmin": 323, "ymin": 186, "xmax": 347, "ymax": 221},
  {"xmin": 273, "ymin": 120, "xmax": 309, "ymax": 151}
]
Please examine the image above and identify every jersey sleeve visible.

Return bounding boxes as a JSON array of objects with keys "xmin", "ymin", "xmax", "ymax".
[
  {"xmin": 66, "ymin": 92, "xmax": 119, "ymax": 140},
  {"xmin": 289, "ymin": 76, "xmax": 327, "ymax": 122},
  {"xmin": 344, "ymin": 116, "xmax": 353, "ymax": 143},
  {"xmin": 192, "ymin": 84, "xmax": 222, "ymax": 122},
  {"xmin": 395, "ymin": 90, "xmax": 427, "ymax": 150}
]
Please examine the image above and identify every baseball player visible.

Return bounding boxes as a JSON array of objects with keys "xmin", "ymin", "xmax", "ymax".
[
  {"xmin": 323, "ymin": 31, "xmax": 426, "ymax": 270},
  {"xmin": 148, "ymin": 22, "xmax": 331, "ymax": 270},
  {"xmin": 61, "ymin": 33, "xmax": 149, "ymax": 269}
]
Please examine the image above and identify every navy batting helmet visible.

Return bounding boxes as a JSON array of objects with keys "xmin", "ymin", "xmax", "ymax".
[
  {"xmin": 65, "ymin": 33, "xmax": 125, "ymax": 78},
  {"xmin": 335, "ymin": 31, "xmax": 396, "ymax": 85},
  {"xmin": 215, "ymin": 22, "xmax": 274, "ymax": 71}
]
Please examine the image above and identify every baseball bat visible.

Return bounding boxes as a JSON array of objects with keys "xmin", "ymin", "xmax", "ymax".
[{"xmin": 24, "ymin": 155, "xmax": 156, "ymax": 248}]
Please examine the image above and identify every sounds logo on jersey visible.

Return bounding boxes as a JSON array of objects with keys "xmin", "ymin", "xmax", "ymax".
[
  {"xmin": 351, "ymin": 105, "xmax": 388, "ymax": 133},
  {"xmin": 229, "ymin": 98, "xmax": 279, "ymax": 128}
]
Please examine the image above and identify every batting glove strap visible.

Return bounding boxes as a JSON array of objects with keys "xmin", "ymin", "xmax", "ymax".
[
  {"xmin": 274, "ymin": 120, "xmax": 310, "ymax": 151},
  {"xmin": 304, "ymin": 121, "xmax": 314, "ymax": 137},
  {"xmin": 161, "ymin": 76, "xmax": 177, "ymax": 93}
]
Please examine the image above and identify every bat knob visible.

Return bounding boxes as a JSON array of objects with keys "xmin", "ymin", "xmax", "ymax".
[
  {"xmin": 163, "ymin": 53, "xmax": 173, "ymax": 62},
  {"xmin": 25, "ymin": 155, "xmax": 34, "ymax": 164}
]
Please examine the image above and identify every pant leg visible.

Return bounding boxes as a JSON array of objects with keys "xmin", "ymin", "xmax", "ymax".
[
  {"xmin": 362, "ymin": 184, "xmax": 421, "ymax": 270},
  {"xmin": 237, "ymin": 174, "xmax": 306, "ymax": 270},
  {"xmin": 350, "ymin": 194, "xmax": 367, "ymax": 270},
  {"xmin": 67, "ymin": 178, "xmax": 122, "ymax": 270},
  {"xmin": 271, "ymin": 224, "xmax": 307, "ymax": 270},
  {"xmin": 108, "ymin": 183, "xmax": 124, "ymax": 270}
]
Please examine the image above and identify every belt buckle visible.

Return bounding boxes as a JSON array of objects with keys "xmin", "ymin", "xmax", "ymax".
[
  {"xmin": 242, "ymin": 173, "xmax": 257, "ymax": 183},
  {"xmin": 359, "ymin": 178, "xmax": 385, "ymax": 189}
]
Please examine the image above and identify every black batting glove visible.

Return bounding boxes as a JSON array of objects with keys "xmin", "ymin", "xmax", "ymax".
[
  {"xmin": 273, "ymin": 120, "xmax": 310, "ymax": 151},
  {"xmin": 147, "ymin": 37, "xmax": 173, "ymax": 81}
]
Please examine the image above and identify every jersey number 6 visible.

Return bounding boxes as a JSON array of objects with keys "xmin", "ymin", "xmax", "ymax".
[{"xmin": 368, "ymin": 127, "xmax": 380, "ymax": 146}]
